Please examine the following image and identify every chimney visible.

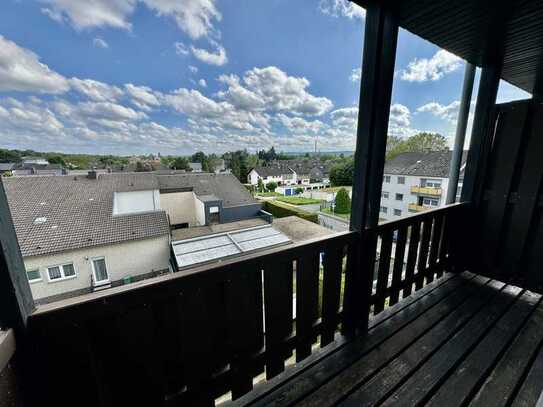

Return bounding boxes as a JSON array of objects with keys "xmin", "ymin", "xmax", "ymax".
[{"xmin": 87, "ymin": 169, "xmax": 98, "ymax": 180}]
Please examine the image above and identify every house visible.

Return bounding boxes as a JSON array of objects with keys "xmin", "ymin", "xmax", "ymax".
[
  {"xmin": 379, "ymin": 151, "xmax": 467, "ymax": 220},
  {"xmin": 11, "ymin": 163, "xmax": 66, "ymax": 177},
  {"xmin": 189, "ymin": 162, "xmax": 203, "ymax": 172},
  {"xmin": 248, "ymin": 160, "xmax": 332, "ymax": 189},
  {"xmin": 0, "ymin": 163, "xmax": 15, "ymax": 176},
  {"xmin": 21, "ymin": 156, "xmax": 49, "ymax": 166},
  {"xmin": 3, "ymin": 171, "xmax": 261, "ymax": 304}
]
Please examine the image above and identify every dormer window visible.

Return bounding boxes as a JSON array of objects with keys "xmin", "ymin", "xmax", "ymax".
[{"xmin": 113, "ymin": 190, "xmax": 160, "ymax": 216}]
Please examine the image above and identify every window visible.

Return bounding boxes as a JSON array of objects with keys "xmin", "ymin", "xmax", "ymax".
[
  {"xmin": 395, "ymin": 193, "xmax": 403, "ymax": 201},
  {"xmin": 382, "ymin": 191, "xmax": 389, "ymax": 199},
  {"xmin": 423, "ymin": 198, "xmax": 439, "ymax": 206},
  {"xmin": 47, "ymin": 263, "xmax": 76, "ymax": 282},
  {"xmin": 26, "ymin": 269, "xmax": 41, "ymax": 283},
  {"xmin": 397, "ymin": 176, "xmax": 405, "ymax": 184},
  {"xmin": 384, "ymin": 175, "xmax": 391, "ymax": 183},
  {"xmin": 380, "ymin": 206, "xmax": 388, "ymax": 214},
  {"xmin": 422, "ymin": 178, "xmax": 442, "ymax": 188},
  {"xmin": 394, "ymin": 209, "xmax": 402, "ymax": 216},
  {"xmin": 91, "ymin": 257, "xmax": 109, "ymax": 284}
]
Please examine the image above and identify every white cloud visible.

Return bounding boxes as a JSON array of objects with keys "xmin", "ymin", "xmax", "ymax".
[
  {"xmin": 319, "ymin": 0, "xmax": 365, "ymax": 19},
  {"xmin": 189, "ymin": 65, "xmax": 199, "ymax": 73},
  {"xmin": 276, "ymin": 113, "xmax": 324, "ymax": 133},
  {"xmin": 40, "ymin": 0, "xmax": 136, "ymax": 30},
  {"xmin": 241, "ymin": 66, "xmax": 333, "ymax": 116},
  {"xmin": 0, "ymin": 35, "xmax": 69, "ymax": 94},
  {"xmin": 330, "ymin": 106, "xmax": 358, "ymax": 129},
  {"xmin": 70, "ymin": 78, "xmax": 123, "ymax": 102},
  {"xmin": 198, "ymin": 79, "xmax": 207, "ymax": 87},
  {"xmin": 389, "ymin": 103, "xmax": 411, "ymax": 127},
  {"xmin": 142, "ymin": 0, "xmax": 221, "ymax": 39},
  {"xmin": 417, "ymin": 100, "xmax": 461, "ymax": 123},
  {"xmin": 125, "ymin": 83, "xmax": 161, "ymax": 110},
  {"xmin": 401, "ymin": 50, "xmax": 462, "ymax": 82},
  {"xmin": 349, "ymin": 68, "xmax": 361, "ymax": 82},
  {"xmin": 41, "ymin": 0, "xmax": 221, "ymax": 40},
  {"xmin": 174, "ymin": 41, "xmax": 189, "ymax": 56},
  {"xmin": 93, "ymin": 37, "xmax": 109, "ymax": 49},
  {"xmin": 191, "ymin": 43, "xmax": 228, "ymax": 66}
]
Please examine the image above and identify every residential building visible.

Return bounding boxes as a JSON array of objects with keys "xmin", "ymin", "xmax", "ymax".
[
  {"xmin": 379, "ymin": 151, "xmax": 467, "ymax": 221},
  {"xmin": 11, "ymin": 163, "xmax": 66, "ymax": 177},
  {"xmin": 248, "ymin": 160, "xmax": 332, "ymax": 189},
  {"xmin": 0, "ymin": 163, "xmax": 15, "ymax": 176},
  {"xmin": 189, "ymin": 162, "xmax": 203, "ymax": 172},
  {"xmin": 3, "ymin": 171, "xmax": 261, "ymax": 303},
  {"xmin": 21, "ymin": 156, "xmax": 49, "ymax": 166}
]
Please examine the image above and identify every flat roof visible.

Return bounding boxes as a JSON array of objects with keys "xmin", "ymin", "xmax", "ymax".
[{"xmin": 171, "ymin": 225, "xmax": 291, "ymax": 270}]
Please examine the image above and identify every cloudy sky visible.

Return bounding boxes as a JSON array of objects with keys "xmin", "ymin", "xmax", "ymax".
[{"xmin": 0, "ymin": 0, "xmax": 531, "ymax": 155}]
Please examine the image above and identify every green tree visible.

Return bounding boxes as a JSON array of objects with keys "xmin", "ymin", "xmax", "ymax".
[
  {"xmin": 170, "ymin": 156, "xmax": 190, "ymax": 170},
  {"xmin": 257, "ymin": 178, "xmax": 265, "ymax": 193},
  {"xmin": 295, "ymin": 187, "xmax": 304, "ymax": 195},
  {"xmin": 329, "ymin": 159, "xmax": 354, "ymax": 186},
  {"xmin": 266, "ymin": 181, "xmax": 278, "ymax": 192},
  {"xmin": 386, "ymin": 132, "xmax": 448, "ymax": 160},
  {"xmin": 334, "ymin": 188, "xmax": 351, "ymax": 214}
]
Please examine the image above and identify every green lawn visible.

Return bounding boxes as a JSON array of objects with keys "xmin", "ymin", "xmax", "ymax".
[
  {"xmin": 276, "ymin": 196, "xmax": 321, "ymax": 205},
  {"xmin": 255, "ymin": 191, "xmax": 282, "ymax": 197},
  {"xmin": 321, "ymin": 207, "xmax": 350, "ymax": 219}
]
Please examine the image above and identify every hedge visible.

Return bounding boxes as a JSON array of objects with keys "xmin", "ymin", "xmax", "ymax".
[{"xmin": 263, "ymin": 200, "xmax": 318, "ymax": 224}]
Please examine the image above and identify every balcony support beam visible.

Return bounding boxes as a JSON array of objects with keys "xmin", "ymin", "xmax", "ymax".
[
  {"xmin": 345, "ymin": 1, "xmax": 398, "ymax": 334},
  {"xmin": 447, "ymin": 62, "xmax": 475, "ymax": 204}
]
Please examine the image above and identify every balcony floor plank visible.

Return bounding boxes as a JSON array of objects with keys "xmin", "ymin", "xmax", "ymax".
[{"xmin": 230, "ymin": 272, "xmax": 543, "ymax": 407}]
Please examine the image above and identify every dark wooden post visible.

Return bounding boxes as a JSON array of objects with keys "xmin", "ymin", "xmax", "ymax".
[
  {"xmin": 343, "ymin": 1, "xmax": 398, "ymax": 334},
  {"xmin": 0, "ymin": 179, "xmax": 34, "ymax": 334}
]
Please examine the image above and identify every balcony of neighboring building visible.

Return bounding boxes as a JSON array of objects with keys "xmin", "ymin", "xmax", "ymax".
[{"xmin": 410, "ymin": 185, "xmax": 442, "ymax": 196}]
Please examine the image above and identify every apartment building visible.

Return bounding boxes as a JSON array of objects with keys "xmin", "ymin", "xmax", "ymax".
[
  {"xmin": 379, "ymin": 151, "xmax": 467, "ymax": 221},
  {"xmin": 248, "ymin": 160, "xmax": 332, "ymax": 189}
]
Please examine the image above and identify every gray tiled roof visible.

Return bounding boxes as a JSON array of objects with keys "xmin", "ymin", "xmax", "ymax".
[
  {"xmin": 156, "ymin": 172, "xmax": 257, "ymax": 207},
  {"xmin": 384, "ymin": 151, "xmax": 468, "ymax": 178},
  {"xmin": 0, "ymin": 163, "xmax": 15, "ymax": 171},
  {"xmin": 251, "ymin": 166, "xmax": 291, "ymax": 177},
  {"xmin": 3, "ymin": 174, "xmax": 170, "ymax": 258}
]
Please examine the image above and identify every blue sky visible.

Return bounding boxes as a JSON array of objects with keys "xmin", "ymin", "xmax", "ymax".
[{"xmin": 0, "ymin": 0, "xmax": 531, "ymax": 155}]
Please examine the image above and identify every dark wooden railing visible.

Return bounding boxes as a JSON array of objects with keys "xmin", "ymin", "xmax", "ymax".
[
  {"xmin": 369, "ymin": 203, "xmax": 465, "ymax": 316},
  {"xmin": 25, "ymin": 203, "xmax": 465, "ymax": 407}
]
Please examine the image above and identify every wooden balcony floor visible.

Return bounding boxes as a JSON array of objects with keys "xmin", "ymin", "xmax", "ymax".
[{"xmin": 230, "ymin": 272, "xmax": 543, "ymax": 407}]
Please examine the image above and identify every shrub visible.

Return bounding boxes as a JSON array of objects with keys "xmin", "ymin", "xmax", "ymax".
[
  {"xmin": 334, "ymin": 188, "xmax": 351, "ymax": 214},
  {"xmin": 266, "ymin": 181, "xmax": 278, "ymax": 192},
  {"xmin": 295, "ymin": 187, "xmax": 304, "ymax": 195},
  {"xmin": 263, "ymin": 200, "xmax": 318, "ymax": 223}
]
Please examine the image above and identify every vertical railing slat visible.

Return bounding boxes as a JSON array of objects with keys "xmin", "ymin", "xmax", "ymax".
[
  {"xmin": 374, "ymin": 230, "xmax": 393, "ymax": 314},
  {"xmin": 263, "ymin": 259, "xmax": 294, "ymax": 380},
  {"xmin": 416, "ymin": 218, "xmax": 433, "ymax": 290},
  {"xmin": 296, "ymin": 251, "xmax": 320, "ymax": 362},
  {"xmin": 321, "ymin": 243, "xmax": 344, "ymax": 347},
  {"xmin": 403, "ymin": 220, "xmax": 421, "ymax": 298},
  {"xmin": 389, "ymin": 226, "xmax": 408, "ymax": 305},
  {"xmin": 428, "ymin": 213, "xmax": 444, "ymax": 282}
]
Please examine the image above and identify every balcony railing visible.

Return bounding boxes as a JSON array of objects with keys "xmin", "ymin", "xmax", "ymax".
[
  {"xmin": 410, "ymin": 186, "xmax": 442, "ymax": 196},
  {"xmin": 26, "ymin": 203, "xmax": 465, "ymax": 406},
  {"xmin": 408, "ymin": 203, "xmax": 430, "ymax": 212}
]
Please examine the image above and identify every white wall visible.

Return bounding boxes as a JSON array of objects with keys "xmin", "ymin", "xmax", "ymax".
[
  {"xmin": 113, "ymin": 190, "xmax": 160, "ymax": 215},
  {"xmin": 24, "ymin": 235, "xmax": 171, "ymax": 301},
  {"xmin": 379, "ymin": 174, "xmax": 449, "ymax": 221},
  {"xmin": 159, "ymin": 191, "xmax": 199, "ymax": 226},
  {"xmin": 249, "ymin": 170, "xmax": 259, "ymax": 185},
  {"xmin": 195, "ymin": 196, "xmax": 206, "ymax": 225}
]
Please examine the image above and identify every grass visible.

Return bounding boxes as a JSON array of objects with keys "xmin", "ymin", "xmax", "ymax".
[
  {"xmin": 321, "ymin": 207, "xmax": 350, "ymax": 219},
  {"xmin": 276, "ymin": 196, "xmax": 321, "ymax": 205},
  {"xmin": 255, "ymin": 191, "xmax": 282, "ymax": 197},
  {"xmin": 321, "ymin": 186, "xmax": 352, "ymax": 193}
]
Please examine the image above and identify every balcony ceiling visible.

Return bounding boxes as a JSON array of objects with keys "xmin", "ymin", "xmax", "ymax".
[{"xmin": 353, "ymin": 0, "xmax": 543, "ymax": 96}]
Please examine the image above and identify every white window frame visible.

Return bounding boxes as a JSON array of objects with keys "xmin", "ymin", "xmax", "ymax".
[
  {"xmin": 384, "ymin": 175, "xmax": 391, "ymax": 183},
  {"xmin": 26, "ymin": 269, "xmax": 42, "ymax": 283},
  {"xmin": 394, "ymin": 209, "xmax": 402, "ymax": 216},
  {"xmin": 397, "ymin": 176, "xmax": 405, "ymax": 184},
  {"xmin": 380, "ymin": 206, "xmax": 388, "ymax": 214},
  {"xmin": 382, "ymin": 191, "xmax": 389, "ymax": 199},
  {"xmin": 395, "ymin": 193, "xmax": 403, "ymax": 201},
  {"xmin": 46, "ymin": 263, "xmax": 77, "ymax": 283},
  {"xmin": 91, "ymin": 257, "xmax": 110, "ymax": 285},
  {"xmin": 423, "ymin": 197, "xmax": 439, "ymax": 206},
  {"xmin": 423, "ymin": 178, "xmax": 442, "ymax": 188}
]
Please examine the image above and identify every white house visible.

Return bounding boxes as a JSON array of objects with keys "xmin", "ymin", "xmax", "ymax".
[
  {"xmin": 3, "ymin": 171, "xmax": 261, "ymax": 304},
  {"xmin": 248, "ymin": 166, "xmax": 295, "ymax": 186},
  {"xmin": 378, "ymin": 151, "xmax": 467, "ymax": 221}
]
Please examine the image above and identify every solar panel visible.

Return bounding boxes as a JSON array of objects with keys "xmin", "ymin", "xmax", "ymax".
[{"xmin": 171, "ymin": 225, "xmax": 291, "ymax": 269}]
